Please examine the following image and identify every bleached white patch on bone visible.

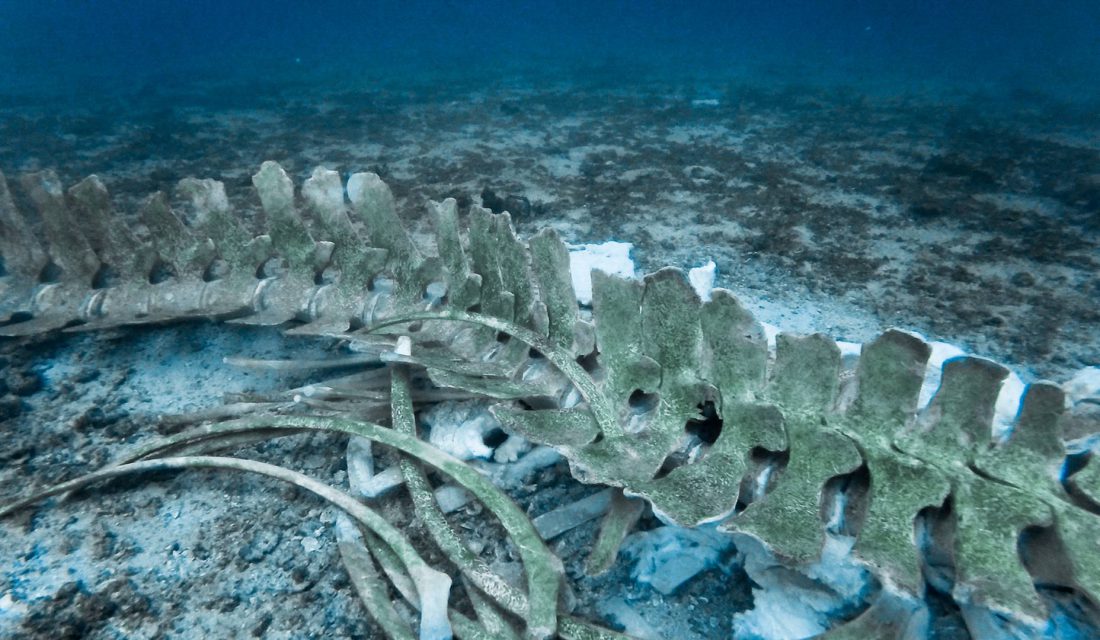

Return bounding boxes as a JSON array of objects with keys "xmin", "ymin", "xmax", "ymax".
[
  {"xmin": 732, "ymin": 532, "xmax": 875, "ymax": 640},
  {"xmin": 568, "ymin": 241, "xmax": 635, "ymax": 305},
  {"xmin": 346, "ymin": 436, "xmax": 407, "ymax": 499},
  {"xmin": 1064, "ymin": 367, "xmax": 1100, "ymax": 454},
  {"xmin": 345, "ymin": 436, "xmax": 375, "ymax": 495},
  {"xmin": 421, "ymin": 401, "xmax": 498, "ymax": 461},
  {"xmin": 559, "ymin": 240, "xmax": 1100, "ymax": 635},
  {"xmin": 919, "ymin": 341, "xmax": 967, "ymax": 410},
  {"xmin": 688, "ymin": 260, "xmax": 716, "ymax": 301},
  {"xmin": 492, "ymin": 433, "xmax": 530, "ymax": 463},
  {"xmin": 826, "ymin": 489, "xmax": 847, "ymax": 532},
  {"xmin": 993, "ymin": 372, "xmax": 1026, "ymax": 442},
  {"xmin": 1066, "ymin": 366, "xmax": 1100, "ymax": 405},
  {"xmin": 356, "ymin": 467, "xmax": 405, "ymax": 499},
  {"xmin": 914, "ymin": 337, "xmax": 1025, "ymax": 441},
  {"xmin": 836, "ymin": 340, "xmax": 862, "ymax": 360},
  {"xmin": 420, "ymin": 399, "xmax": 530, "ymax": 464},
  {"xmin": 753, "ymin": 464, "xmax": 776, "ymax": 503},
  {"xmin": 762, "ymin": 322, "xmax": 780, "ymax": 352}
]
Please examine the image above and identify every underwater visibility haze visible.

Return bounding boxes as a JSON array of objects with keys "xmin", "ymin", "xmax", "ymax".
[{"xmin": 2, "ymin": 1, "xmax": 1100, "ymax": 639}]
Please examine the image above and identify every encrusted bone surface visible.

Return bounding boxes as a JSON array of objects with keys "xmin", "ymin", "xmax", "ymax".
[{"xmin": 1, "ymin": 163, "xmax": 1098, "ymax": 632}]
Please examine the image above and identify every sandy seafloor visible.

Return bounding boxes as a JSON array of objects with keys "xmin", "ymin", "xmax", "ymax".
[{"xmin": 1, "ymin": 75, "xmax": 1099, "ymax": 638}]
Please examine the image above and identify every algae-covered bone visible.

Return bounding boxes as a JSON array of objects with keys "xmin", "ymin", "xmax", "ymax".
[{"xmin": 1, "ymin": 163, "xmax": 1098, "ymax": 638}]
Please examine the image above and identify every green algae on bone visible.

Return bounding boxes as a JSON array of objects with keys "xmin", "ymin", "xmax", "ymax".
[
  {"xmin": 0, "ymin": 454, "xmax": 455, "ymax": 640},
  {"xmin": 2, "ymin": 162, "xmax": 1099, "ymax": 635},
  {"xmin": 389, "ymin": 364, "xmax": 534, "ymax": 627},
  {"xmin": 3, "ymin": 414, "xmax": 565, "ymax": 639}
]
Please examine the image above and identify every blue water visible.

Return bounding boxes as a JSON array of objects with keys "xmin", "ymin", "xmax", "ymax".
[
  {"xmin": 2, "ymin": 4, "xmax": 1100, "ymax": 638},
  {"xmin": 2, "ymin": 1, "xmax": 1099, "ymax": 103}
]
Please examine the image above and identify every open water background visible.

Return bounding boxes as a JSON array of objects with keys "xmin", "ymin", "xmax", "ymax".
[{"xmin": 2, "ymin": 1, "xmax": 1099, "ymax": 103}]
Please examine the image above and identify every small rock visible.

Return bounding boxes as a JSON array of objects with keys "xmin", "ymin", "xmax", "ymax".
[
  {"xmin": 0, "ymin": 394, "xmax": 23, "ymax": 420},
  {"xmin": 499, "ymin": 100, "xmax": 522, "ymax": 115},
  {"xmin": 239, "ymin": 530, "xmax": 281, "ymax": 562},
  {"xmin": 251, "ymin": 614, "xmax": 273, "ymax": 637},
  {"xmin": 480, "ymin": 187, "xmax": 506, "ymax": 213},
  {"xmin": 1066, "ymin": 367, "xmax": 1100, "ymax": 405},
  {"xmin": 105, "ymin": 412, "xmax": 137, "ymax": 438},
  {"xmin": 290, "ymin": 564, "xmax": 318, "ymax": 591},
  {"xmin": 73, "ymin": 367, "xmax": 101, "ymax": 384},
  {"xmin": 1010, "ymin": 271, "xmax": 1036, "ymax": 288},
  {"xmin": 910, "ymin": 201, "xmax": 946, "ymax": 219},
  {"xmin": 20, "ymin": 578, "xmax": 151, "ymax": 638},
  {"xmin": 623, "ymin": 525, "xmax": 735, "ymax": 596},
  {"xmin": 5, "ymin": 369, "xmax": 42, "ymax": 396},
  {"xmin": 439, "ymin": 190, "xmax": 472, "ymax": 212},
  {"xmin": 73, "ymin": 406, "xmax": 109, "ymax": 431},
  {"xmin": 480, "ymin": 188, "xmax": 532, "ymax": 219}
]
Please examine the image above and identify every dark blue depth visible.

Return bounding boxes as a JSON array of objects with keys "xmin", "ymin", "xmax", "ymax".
[{"xmin": 1, "ymin": 1, "xmax": 1098, "ymax": 102}]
